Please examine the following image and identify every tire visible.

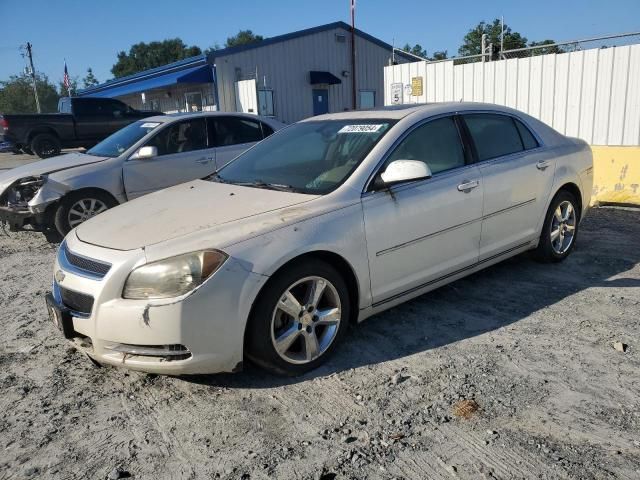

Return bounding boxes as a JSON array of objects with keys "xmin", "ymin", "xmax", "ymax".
[
  {"xmin": 20, "ymin": 146, "xmax": 34, "ymax": 155},
  {"xmin": 245, "ymin": 259, "xmax": 351, "ymax": 376},
  {"xmin": 53, "ymin": 190, "xmax": 117, "ymax": 236},
  {"xmin": 30, "ymin": 133, "xmax": 61, "ymax": 158},
  {"xmin": 534, "ymin": 190, "xmax": 580, "ymax": 263}
]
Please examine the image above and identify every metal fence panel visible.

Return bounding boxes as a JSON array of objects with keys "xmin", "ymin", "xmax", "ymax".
[{"xmin": 385, "ymin": 41, "xmax": 640, "ymax": 145}]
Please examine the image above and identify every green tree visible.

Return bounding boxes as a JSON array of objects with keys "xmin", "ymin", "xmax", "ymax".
[
  {"xmin": 528, "ymin": 40, "xmax": 563, "ymax": 55},
  {"xmin": 225, "ymin": 30, "xmax": 263, "ymax": 48},
  {"xmin": 0, "ymin": 73, "xmax": 60, "ymax": 113},
  {"xmin": 82, "ymin": 68, "xmax": 99, "ymax": 88},
  {"xmin": 111, "ymin": 38, "xmax": 202, "ymax": 78},
  {"xmin": 458, "ymin": 19, "xmax": 527, "ymax": 57},
  {"xmin": 403, "ymin": 43, "xmax": 427, "ymax": 59},
  {"xmin": 431, "ymin": 50, "xmax": 448, "ymax": 61}
]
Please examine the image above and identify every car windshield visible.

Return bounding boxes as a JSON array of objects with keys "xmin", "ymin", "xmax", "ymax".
[
  {"xmin": 87, "ymin": 120, "xmax": 163, "ymax": 157},
  {"xmin": 213, "ymin": 120, "xmax": 394, "ymax": 194}
]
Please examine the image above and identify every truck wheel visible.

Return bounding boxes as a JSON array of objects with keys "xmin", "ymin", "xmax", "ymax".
[
  {"xmin": 31, "ymin": 133, "xmax": 61, "ymax": 158},
  {"xmin": 54, "ymin": 190, "xmax": 117, "ymax": 235}
]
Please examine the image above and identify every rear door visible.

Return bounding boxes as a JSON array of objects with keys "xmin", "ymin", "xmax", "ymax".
[
  {"xmin": 208, "ymin": 116, "xmax": 265, "ymax": 168},
  {"xmin": 461, "ymin": 113, "xmax": 556, "ymax": 260},
  {"xmin": 123, "ymin": 118, "xmax": 216, "ymax": 199}
]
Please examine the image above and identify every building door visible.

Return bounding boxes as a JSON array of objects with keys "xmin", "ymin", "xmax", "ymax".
[{"xmin": 312, "ymin": 89, "xmax": 329, "ymax": 115}]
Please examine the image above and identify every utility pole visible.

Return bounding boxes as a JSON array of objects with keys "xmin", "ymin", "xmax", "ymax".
[
  {"xmin": 24, "ymin": 42, "xmax": 41, "ymax": 113},
  {"xmin": 350, "ymin": 0, "xmax": 357, "ymax": 110}
]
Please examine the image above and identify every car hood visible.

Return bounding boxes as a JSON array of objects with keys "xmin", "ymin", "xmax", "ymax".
[
  {"xmin": 0, "ymin": 152, "xmax": 108, "ymax": 193},
  {"xmin": 75, "ymin": 180, "xmax": 320, "ymax": 251}
]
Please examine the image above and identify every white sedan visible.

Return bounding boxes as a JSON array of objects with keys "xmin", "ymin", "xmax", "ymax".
[{"xmin": 47, "ymin": 102, "xmax": 593, "ymax": 376}]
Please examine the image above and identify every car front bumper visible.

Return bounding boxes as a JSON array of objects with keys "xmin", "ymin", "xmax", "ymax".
[
  {"xmin": 0, "ymin": 205, "xmax": 34, "ymax": 230},
  {"xmin": 49, "ymin": 232, "xmax": 269, "ymax": 375}
]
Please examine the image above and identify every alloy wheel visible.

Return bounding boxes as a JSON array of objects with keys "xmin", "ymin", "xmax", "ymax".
[
  {"xmin": 270, "ymin": 276, "xmax": 342, "ymax": 365},
  {"xmin": 67, "ymin": 198, "xmax": 109, "ymax": 228},
  {"xmin": 550, "ymin": 200, "xmax": 576, "ymax": 254}
]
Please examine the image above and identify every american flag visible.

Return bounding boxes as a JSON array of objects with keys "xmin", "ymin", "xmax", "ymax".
[{"xmin": 63, "ymin": 60, "xmax": 70, "ymax": 93}]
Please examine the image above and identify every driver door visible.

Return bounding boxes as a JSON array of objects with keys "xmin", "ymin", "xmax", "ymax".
[
  {"xmin": 361, "ymin": 116, "xmax": 483, "ymax": 305},
  {"xmin": 123, "ymin": 118, "xmax": 216, "ymax": 199}
]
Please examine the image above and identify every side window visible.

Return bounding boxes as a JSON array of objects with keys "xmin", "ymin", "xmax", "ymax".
[
  {"xmin": 261, "ymin": 122, "xmax": 274, "ymax": 138},
  {"xmin": 105, "ymin": 100, "xmax": 128, "ymax": 118},
  {"xmin": 145, "ymin": 119, "xmax": 207, "ymax": 156},
  {"xmin": 387, "ymin": 116, "xmax": 465, "ymax": 175},
  {"xmin": 514, "ymin": 119, "xmax": 539, "ymax": 150},
  {"xmin": 464, "ymin": 114, "xmax": 524, "ymax": 161},
  {"xmin": 210, "ymin": 117, "xmax": 263, "ymax": 147}
]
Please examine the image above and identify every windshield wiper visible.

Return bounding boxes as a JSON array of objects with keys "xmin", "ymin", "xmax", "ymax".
[{"xmin": 229, "ymin": 179, "xmax": 297, "ymax": 192}]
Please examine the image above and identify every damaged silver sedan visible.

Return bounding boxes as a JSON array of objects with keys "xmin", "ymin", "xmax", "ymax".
[
  {"xmin": 0, "ymin": 112, "xmax": 282, "ymax": 236},
  {"xmin": 47, "ymin": 103, "xmax": 593, "ymax": 376}
]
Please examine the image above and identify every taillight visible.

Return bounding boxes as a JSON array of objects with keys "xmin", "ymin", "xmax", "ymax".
[{"xmin": 0, "ymin": 117, "xmax": 8, "ymax": 131}]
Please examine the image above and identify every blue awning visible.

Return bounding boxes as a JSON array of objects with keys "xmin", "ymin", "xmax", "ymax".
[
  {"xmin": 86, "ymin": 65, "xmax": 213, "ymax": 98},
  {"xmin": 309, "ymin": 71, "xmax": 342, "ymax": 85}
]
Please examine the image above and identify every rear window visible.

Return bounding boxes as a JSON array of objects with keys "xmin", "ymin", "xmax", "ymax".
[{"xmin": 463, "ymin": 113, "xmax": 524, "ymax": 161}]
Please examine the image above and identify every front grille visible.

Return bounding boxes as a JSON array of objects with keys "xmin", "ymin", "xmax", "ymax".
[
  {"xmin": 60, "ymin": 242, "xmax": 111, "ymax": 278},
  {"xmin": 59, "ymin": 286, "xmax": 94, "ymax": 315}
]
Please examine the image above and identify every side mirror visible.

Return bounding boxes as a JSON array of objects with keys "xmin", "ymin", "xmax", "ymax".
[
  {"xmin": 130, "ymin": 146, "xmax": 157, "ymax": 160},
  {"xmin": 376, "ymin": 160, "xmax": 432, "ymax": 188}
]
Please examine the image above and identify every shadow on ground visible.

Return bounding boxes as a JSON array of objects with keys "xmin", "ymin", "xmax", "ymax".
[{"xmin": 185, "ymin": 207, "xmax": 640, "ymax": 388}]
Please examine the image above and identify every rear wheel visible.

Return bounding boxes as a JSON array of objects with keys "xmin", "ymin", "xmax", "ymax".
[
  {"xmin": 31, "ymin": 133, "xmax": 61, "ymax": 158},
  {"xmin": 54, "ymin": 190, "xmax": 117, "ymax": 235},
  {"xmin": 534, "ymin": 190, "xmax": 580, "ymax": 262},
  {"xmin": 246, "ymin": 259, "xmax": 350, "ymax": 376}
]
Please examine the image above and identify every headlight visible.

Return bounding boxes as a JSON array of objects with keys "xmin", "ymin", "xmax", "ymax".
[
  {"xmin": 8, "ymin": 176, "xmax": 45, "ymax": 206},
  {"xmin": 123, "ymin": 250, "xmax": 227, "ymax": 299}
]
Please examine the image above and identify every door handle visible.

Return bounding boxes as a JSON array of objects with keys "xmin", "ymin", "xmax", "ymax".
[
  {"xmin": 196, "ymin": 157, "xmax": 212, "ymax": 165},
  {"xmin": 457, "ymin": 180, "xmax": 479, "ymax": 192},
  {"xmin": 536, "ymin": 160, "xmax": 551, "ymax": 170}
]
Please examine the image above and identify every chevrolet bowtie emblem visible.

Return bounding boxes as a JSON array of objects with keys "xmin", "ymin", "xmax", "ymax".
[{"xmin": 54, "ymin": 270, "xmax": 66, "ymax": 283}]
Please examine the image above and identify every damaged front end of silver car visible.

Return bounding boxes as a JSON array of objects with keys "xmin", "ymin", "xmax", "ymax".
[{"xmin": 0, "ymin": 176, "xmax": 48, "ymax": 231}]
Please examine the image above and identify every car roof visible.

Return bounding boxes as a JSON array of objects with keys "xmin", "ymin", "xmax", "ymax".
[
  {"xmin": 302, "ymin": 102, "xmax": 527, "ymax": 121},
  {"xmin": 140, "ymin": 111, "xmax": 277, "ymax": 123}
]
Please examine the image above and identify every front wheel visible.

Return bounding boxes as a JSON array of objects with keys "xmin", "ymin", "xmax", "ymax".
[
  {"xmin": 534, "ymin": 190, "xmax": 580, "ymax": 262},
  {"xmin": 245, "ymin": 259, "xmax": 350, "ymax": 376},
  {"xmin": 53, "ymin": 191, "xmax": 117, "ymax": 235}
]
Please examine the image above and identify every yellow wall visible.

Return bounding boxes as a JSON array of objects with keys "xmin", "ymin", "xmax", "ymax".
[{"xmin": 591, "ymin": 146, "xmax": 640, "ymax": 205}]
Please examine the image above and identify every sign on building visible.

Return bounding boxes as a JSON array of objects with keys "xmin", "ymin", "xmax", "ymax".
[
  {"xmin": 411, "ymin": 77, "xmax": 423, "ymax": 97},
  {"xmin": 390, "ymin": 83, "xmax": 403, "ymax": 105}
]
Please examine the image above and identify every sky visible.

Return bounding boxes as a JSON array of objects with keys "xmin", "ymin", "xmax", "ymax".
[{"xmin": 0, "ymin": 0, "xmax": 639, "ymax": 86}]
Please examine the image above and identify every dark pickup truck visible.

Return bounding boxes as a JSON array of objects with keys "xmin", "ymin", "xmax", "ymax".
[{"xmin": 0, "ymin": 97, "xmax": 162, "ymax": 158}]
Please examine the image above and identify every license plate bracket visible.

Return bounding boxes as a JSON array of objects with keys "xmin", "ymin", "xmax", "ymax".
[{"xmin": 45, "ymin": 293, "xmax": 75, "ymax": 339}]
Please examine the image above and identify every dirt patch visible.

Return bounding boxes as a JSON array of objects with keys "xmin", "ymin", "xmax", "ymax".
[{"xmin": 1, "ymin": 207, "xmax": 639, "ymax": 479}]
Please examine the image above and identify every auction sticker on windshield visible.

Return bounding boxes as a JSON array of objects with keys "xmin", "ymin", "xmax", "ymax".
[
  {"xmin": 338, "ymin": 124, "xmax": 384, "ymax": 133},
  {"xmin": 140, "ymin": 122, "xmax": 161, "ymax": 129}
]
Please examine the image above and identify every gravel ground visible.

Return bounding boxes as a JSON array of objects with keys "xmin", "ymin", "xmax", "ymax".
[{"xmin": 0, "ymin": 207, "xmax": 639, "ymax": 480}]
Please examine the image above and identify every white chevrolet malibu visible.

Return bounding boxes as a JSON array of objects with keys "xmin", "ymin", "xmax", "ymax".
[{"xmin": 47, "ymin": 103, "xmax": 593, "ymax": 376}]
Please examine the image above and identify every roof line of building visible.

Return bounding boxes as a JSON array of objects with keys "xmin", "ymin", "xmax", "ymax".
[
  {"xmin": 209, "ymin": 21, "xmax": 412, "ymax": 60},
  {"xmin": 79, "ymin": 21, "xmax": 412, "ymax": 95}
]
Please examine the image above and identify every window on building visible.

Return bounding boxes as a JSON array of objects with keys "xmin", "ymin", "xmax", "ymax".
[
  {"xmin": 258, "ymin": 90, "xmax": 274, "ymax": 117},
  {"xmin": 145, "ymin": 118, "xmax": 207, "ymax": 156},
  {"xmin": 209, "ymin": 117, "xmax": 264, "ymax": 146},
  {"xmin": 359, "ymin": 90, "xmax": 376, "ymax": 109},
  {"xmin": 463, "ymin": 114, "xmax": 525, "ymax": 161},
  {"xmin": 387, "ymin": 116, "xmax": 465, "ymax": 175}
]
